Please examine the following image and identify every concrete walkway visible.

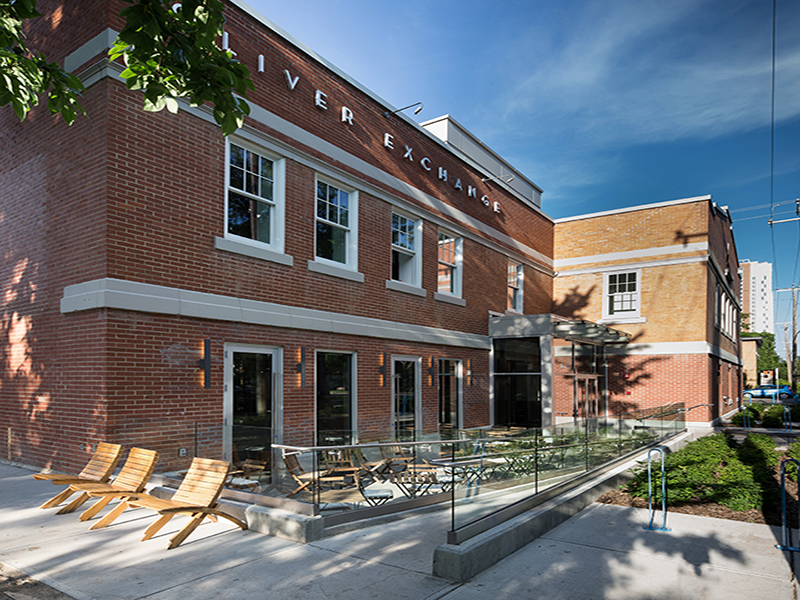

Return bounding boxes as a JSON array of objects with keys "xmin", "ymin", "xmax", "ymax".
[{"xmin": 1, "ymin": 461, "xmax": 796, "ymax": 600}]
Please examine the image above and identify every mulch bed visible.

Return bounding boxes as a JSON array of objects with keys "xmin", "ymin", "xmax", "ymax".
[{"xmin": 596, "ymin": 460, "xmax": 799, "ymax": 526}]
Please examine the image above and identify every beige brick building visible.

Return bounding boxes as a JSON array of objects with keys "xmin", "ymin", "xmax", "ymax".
[{"xmin": 551, "ymin": 196, "xmax": 742, "ymax": 426}]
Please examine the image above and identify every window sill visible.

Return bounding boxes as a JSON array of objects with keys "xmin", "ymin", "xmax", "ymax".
[
  {"xmin": 434, "ymin": 292, "xmax": 466, "ymax": 307},
  {"xmin": 214, "ymin": 237, "xmax": 293, "ymax": 267},
  {"xmin": 307, "ymin": 260, "xmax": 365, "ymax": 283},
  {"xmin": 385, "ymin": 280, "xmax": 426, "ymax": 298},
  {"xmin": 599, "ymin": 316, "xmax": 646, "ymax": 324}
]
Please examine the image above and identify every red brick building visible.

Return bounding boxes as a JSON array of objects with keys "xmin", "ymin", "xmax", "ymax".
[{"xmin": 0, "ymin": 1, "xmax": 740, "ymax": 474}]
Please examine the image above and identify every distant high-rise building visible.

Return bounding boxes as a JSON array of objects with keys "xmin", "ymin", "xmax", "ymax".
[{"xmin": 739, "ymin": 260, "xmax": 774, "ymax": 334}]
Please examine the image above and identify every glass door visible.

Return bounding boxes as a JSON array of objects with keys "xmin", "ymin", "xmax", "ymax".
[
  {"xmin": 438, "ymin": 359, "xmax": 460, "ymax": 437},
  {"xmin": 224, "ymin": 346, "xmax": 279, "ymax": 485},
  {"xmin": 392, "ymin": 357, "xmax": 420, "ymax": 441}
]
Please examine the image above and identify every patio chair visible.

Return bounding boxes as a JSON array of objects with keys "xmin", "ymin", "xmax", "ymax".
[
  {"xmin": 283, "ymin": 453, "xmax": 345, "ymax": 498},
  {"xmin": 33, "ymin": 442, "xmax": 123, "ymax": 509},
  {"xmin": 53, "ymin": 447, "xmax": 160, "ymax": 518},
  {"xmin": 88, "ymin": 457, "xmax": 247, "ymax": 549},
  {"xmin": 351, "ymin": 447, "xmax": 392, "ymax": 480},
  {"xmin": 354, "ymin": 470, "xmax": 393, "ymax": 506}
]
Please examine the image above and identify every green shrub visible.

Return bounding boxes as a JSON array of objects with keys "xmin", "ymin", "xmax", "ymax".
[
  {"xmin": 761, "ymin": 405, "xmax": 787, "ymax": 429},
  {"xmin": 624, "ymin": 432, "xmax": 773, "ymax": 512},
  {"xmin": 746, "ymin": 403, "xmax": 768, "ymax": 419},
  {"xmin": 784, "ymin": 440, "xmax": 800, "ymax": 481}
]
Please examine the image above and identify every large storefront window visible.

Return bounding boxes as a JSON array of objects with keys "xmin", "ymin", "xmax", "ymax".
[
  {"xmin": 316, "ymin": 352, "xmax": 353, "ymax": 446},
  {"xmin": 494, "ymin": 338, "xmax": 542, "ymax": 428}
]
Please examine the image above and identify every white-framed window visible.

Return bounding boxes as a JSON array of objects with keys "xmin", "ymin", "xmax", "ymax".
[
  {"xmin": 437, "ymin": 231, "xmax": 462, "ymax": 296},
  {"xmin": 716, "ymin": 285, "xmax": 738, "ymax": 341},
  {"xmin": 603, "ymin": 270, "xmax": 641, "ymax": 321},
  {"xmin": 391, "ymin": 211, "xmax": 422, "ymax": 287},
  {"xmin": 314, "ymin": 178, "xmax": 357, "ymax": 269},
  {"xmin": 225, "ymin": 139, "xmax": 285, "ymax": 252},
  {"xmin": 507, "ymin": 260, "xmax": 523, "ymax": 313}
]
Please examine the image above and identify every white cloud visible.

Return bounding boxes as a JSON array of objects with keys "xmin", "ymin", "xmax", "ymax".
[{"xmin": 487, "ymin": 0, "xmax": 800, "ymax": 148}]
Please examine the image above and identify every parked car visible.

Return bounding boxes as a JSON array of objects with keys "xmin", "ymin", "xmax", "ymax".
[{"xmin": 742, "ymin": 385, "xmax": 798, "ymax": 402}]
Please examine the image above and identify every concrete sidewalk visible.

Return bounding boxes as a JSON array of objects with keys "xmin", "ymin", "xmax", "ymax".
[{"xmin": 1, "ymin": 461, "xmax": 796, "ymax": 600}]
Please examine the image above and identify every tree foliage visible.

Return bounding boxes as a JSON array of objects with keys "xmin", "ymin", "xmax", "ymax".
[
  {"xmin": 1, "ymin": 0, "xmax": 253, "ymax": 135},
  {"xmin": 742, "ymin": 330, "xmax": 786, "ymax": 375},
  {"xmin": 0, "ymin": 0, "xmax": 86, "ymax": 123}
]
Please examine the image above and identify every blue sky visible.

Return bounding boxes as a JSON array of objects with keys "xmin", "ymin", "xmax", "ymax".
[{"xmin": 246, "ymin": 0, "xmax": 800, "ymax": 347}]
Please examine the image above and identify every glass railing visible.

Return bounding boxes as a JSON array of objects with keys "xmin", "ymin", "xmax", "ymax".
[{"xmin": 106, "ymin": 403, "xmax": 684, "ymax": 529}]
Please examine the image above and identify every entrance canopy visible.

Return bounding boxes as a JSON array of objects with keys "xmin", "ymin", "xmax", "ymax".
[{"xmin": 490, "ymin": 314, "xmax": 629, "ymax": 346}]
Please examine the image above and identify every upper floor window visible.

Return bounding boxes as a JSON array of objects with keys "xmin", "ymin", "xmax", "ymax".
[
  {"xmin": 315, "ymin": 179, "xmax": 356, "ymax": 268},
  {"xmin": 438, "ymin": 231, "xmax": 462, "ymax": 296},
  {"xmin": 602, "ymin": 270, "xmax": 641, "ymax": 321},
  {"xmin": 391, "ymin": 212, "xmax": 421, "ymax": 286},
  {"xmin": 226, "ymin": 141, "xmax": 284, "ymax": 252},
  {"xmin": 507, "ymin": 260, "xmax": 523, "ymax": 313}
]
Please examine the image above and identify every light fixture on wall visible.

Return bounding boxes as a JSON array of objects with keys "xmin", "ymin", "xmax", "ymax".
[
  {"xmin": 379, "ymin": 353, "xmax": 389, "ymax": 386},
  {"xmin": 198, "ymin": 338, "xmax": 211, "ymax": 389},
  {"xmin": 384, "ymin": 102, "xmax": 423, "ymax": 118},
  {"xmin": 482, "ymin": 173, "xmax": 514, "ymax": 184},
  {"xmin": 296, "ymin": 347, "xmax": 307, "ymax": 389},
  {"xmin": 428, "ymin": 356, "xmax": 436, "ymax": 386}
]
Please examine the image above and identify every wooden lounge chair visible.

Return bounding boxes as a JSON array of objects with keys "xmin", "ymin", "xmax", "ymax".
[
  {"xmin": 33, "ymin": 442, "xmax": 123, "ymax": 509},
  {"xmin": 88, "ymin": 457, "xmax": 246, "ymax": 549},
  {"xmin": 283, "ymin": 453, "xmax": 345, "ymax": 498},
  {"xmin": 53, "ymin": 447, "xmax": 160, "ymax": 518}
]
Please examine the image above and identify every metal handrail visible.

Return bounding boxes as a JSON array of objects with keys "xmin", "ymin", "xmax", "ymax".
[{"xmin": 775, "ymin": 459, "xmax": 800, "ymax": 552}]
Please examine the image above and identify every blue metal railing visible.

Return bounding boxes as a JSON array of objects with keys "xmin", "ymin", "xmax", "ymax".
[
  {"xmin": 643, "ymin": 447, "xmax": 670, "ymax": 532},
  {"xmin": 776, "ymin": 459, "xmax": 800, "ymax": 552}
]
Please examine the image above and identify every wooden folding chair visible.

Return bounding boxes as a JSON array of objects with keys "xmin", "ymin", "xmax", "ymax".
[
  {"xmin": 54, "ymin": 447, "xmax": 160, "ymax": 518},
  {"xmin": 33, "ymin": 442, "xmax": 123, "ymax": 509},
  {"xmin": 283, "ymin": 453, "xmax": 345, "ymax": 498},
  {"xmin": 88, "ymin": 457, "xmax": 247, "ymax": 549}
]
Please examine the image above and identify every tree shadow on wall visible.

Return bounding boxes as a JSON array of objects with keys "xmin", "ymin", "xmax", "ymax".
[
  {"xmin": 0, "ymin": 256, "xmax": 51, "ymax": 463},
  {"xmin": 552, "ymin": 284, "xmax": 595, "ymax": 321}
]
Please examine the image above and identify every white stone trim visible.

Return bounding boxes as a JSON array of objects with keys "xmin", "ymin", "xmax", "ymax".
[
  {"xmin": 385, "ymin": 279, "xmax": 427, "ymax": 298},
  {"xmin": 434, "ymin": 292, "xmax": 467, "ymax": 307},
  {"xmin": 214, "ymin": 236, "xmax": 294, "ymax": 267},
  {"xmin": 61, "ymin": 278, "xmax": 489, "ymax": 349},
  {"xmin": 307, "ymin": 260, "xmax": 365, "ymax": 283},
  {"xmin": 605, "ymin": 341, "xmax": 742, "ymax": 365},
  {"xmin": 554, "ymin": 195, "xmax": 712, "ymax": 224},
  {"xmin": 557, "ymin": 255, "xmax": 706, "ymax": 277},
  {"xmin": 554, "ymin": 242, "xmax": 708, "ymax": 269}
]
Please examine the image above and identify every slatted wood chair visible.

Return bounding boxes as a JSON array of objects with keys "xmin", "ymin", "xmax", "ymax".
[
  {"xmin": 53, "ymin": 447, "xmax": 160, "ymax": 518},
  {"xmin": 283, "ymin": 453, "xmax": 345, "ymax": 498},
  {"xmin": 32, "ymin": 442, "xmax": 123, "ymax": 509},
  {"xmin": 88, "ymin": 457, "xmax": 247, "ymax": 549}
]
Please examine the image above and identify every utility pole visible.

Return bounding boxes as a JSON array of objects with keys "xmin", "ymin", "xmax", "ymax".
[
  {"xmin": 776, "ymin": 284, "xmax": 798, "ymax": 392},
  {"xmin": 785, "ymin": 323, "xmax": 793, "ymax": 390}
]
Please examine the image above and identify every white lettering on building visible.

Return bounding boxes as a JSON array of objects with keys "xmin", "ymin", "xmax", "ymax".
[
  {"xmin": 315, "ymin": 90, "xmax": 328, "ymax": 110},
  {"xmin": 260, "ymin": 61, "xmax": 500, "ymax": 212},
  {"xmin": 341, "ymin": 106, "xmax": 354, "ymax": 124},
  {"xmin": 284, "ymin": 70, "xmax": 299, "ymax": 90}
]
